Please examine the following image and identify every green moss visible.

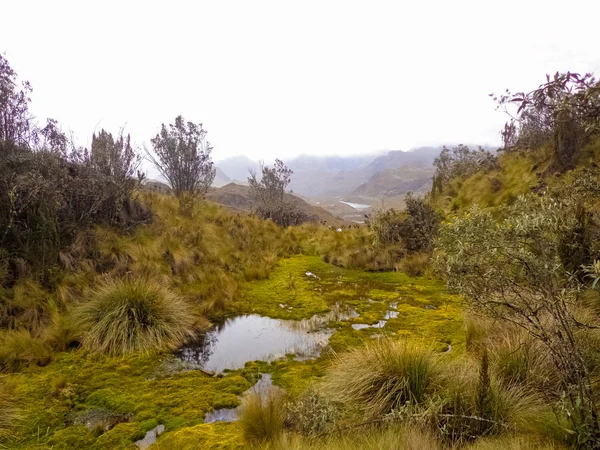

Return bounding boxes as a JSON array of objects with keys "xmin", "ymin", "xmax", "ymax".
[
  {"xmin": 48, "ymin": 426, "xmax": 96, "ymax": 450},
  {"xmin": 92, "ymin": 422, "xmax": 144, "ymax": 449},
  {"xmin": 154, "ymin": 422, "xmax": 244, "ymax": 449},
  {"xmin": 233, "ymin": 256, "xmax": 334, "ymax": 319},
  {"xmin": 8, "ymin": 350, "xmax": 251, "ymax": 449}
]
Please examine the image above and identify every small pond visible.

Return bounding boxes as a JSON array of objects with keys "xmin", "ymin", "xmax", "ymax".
[{"xmin": 177, "ymin": 304, "xmax": 357, "ymax": 373}]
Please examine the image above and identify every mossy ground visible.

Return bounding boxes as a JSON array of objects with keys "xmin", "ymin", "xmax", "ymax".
[{"xmin": 3, "ymin": 254, "xmax": 464, "ymax": 449}]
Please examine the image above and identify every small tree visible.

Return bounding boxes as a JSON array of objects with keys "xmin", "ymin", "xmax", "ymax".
[
  {"xmin": 0, "ymin": 54, "xmax": 33, "ymax": 147},
  {"xmin": 398, "ymin": 193, "xmax": 440, "ymax": 253},
  {"xmin": 492, "ymin": 72, "xmax": 600, "ymax": 168},
  {"xmin": 248, "ymin": 159, "xmax": 307, "ymax": 227},
  {"xmin": 147, "ymin": 116, "xmax": 216, "ymax": 202},
  {"xmin": 433, "ymin": 145, "xmax": 497, "ymax": 187}
]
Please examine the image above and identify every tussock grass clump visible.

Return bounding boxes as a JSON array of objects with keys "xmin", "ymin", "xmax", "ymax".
[
  {"xmin": 398, "ymin": 253, "xmax": 430, "ymax": 277},
  {"xmin": 0, "ymin": 329, "xmax": 52, "ymax": 372},
  {"xmin": 265, "ymin": 425, "xmax": 443, "ymax": 450},
  {"xmin": 77, "ymin": 278, "xmax": 198, "ymax": 355},
  {"xmin": 465, "ymin": 435, "xmax": 568, "ymax": 450},
  {"xmin": 436, "ymin": 356, "xmax": 552, "ymax": 443},
  {"xmin": 0, "ymin": 377, "xmax": 22, "ymax": 438},
  {"xmin": 323, "ymin": 339, "xmax": 442, "ymax": 417},
  {"xmin": 239, "ymin": 388, "xmax": 287, "ymax": 443}
]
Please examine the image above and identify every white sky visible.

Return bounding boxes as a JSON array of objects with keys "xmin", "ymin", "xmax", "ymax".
[{"xmin": 2, "ymin": 0, "xmax": 599, "ymax": 162}]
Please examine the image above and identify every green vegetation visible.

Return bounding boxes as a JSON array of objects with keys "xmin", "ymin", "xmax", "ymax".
[
  {"xmin": 323, "ymin": 340, "xmax": 442, "ymax": 417},
  {"xmin": 76, "ymin": 278, "xmax": 199, "ymax": 355},
  {"xmin": 239, "ymin": 389, "xmax": 287, "ymax": 443},
  {"xmin": 3, "ymin": 54, "xmax": 600, "ymax": 449}
]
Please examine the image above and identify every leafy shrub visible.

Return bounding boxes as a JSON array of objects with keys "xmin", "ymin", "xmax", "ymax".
[
  {"xmin": 239, "ymin": 388, "xmax": 286, "ymax": 443},
  {"xmin": 323, "ymin": 339, "xmax": 441, "ymax": 418},
  {"xmin": 369, "ymin": 207, "xmax": 405, "ymax": 248},
  {"xmin": 77, "ymin": 278, "xmax": 198, "ymax": 355},
  {"xmin": 285, "ymin": 387, "xmax": 339, "ymax": 436}
]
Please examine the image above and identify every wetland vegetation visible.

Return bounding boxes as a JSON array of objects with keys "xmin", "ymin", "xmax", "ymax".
[{"xmin": 2, "ymin": 54, "xmax": 600, "ymax": 450}]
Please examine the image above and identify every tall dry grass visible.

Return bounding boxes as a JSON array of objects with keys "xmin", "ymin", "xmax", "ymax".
[
  {"xmin": 76, "ymin": 277, "xmax": 200, "ymax": 355},
  {"xmin": 239, "ymin": 388, "xmax": 287, "ymax": 443},
  {"xmin": 322, "ymin": 339, "xmax": 443, "ymax": 418}
]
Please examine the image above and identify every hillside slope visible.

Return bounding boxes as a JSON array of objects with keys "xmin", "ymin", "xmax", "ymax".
[{"xmin": 206, "ymin": 183, "xmax": 345, "ymax": 225}]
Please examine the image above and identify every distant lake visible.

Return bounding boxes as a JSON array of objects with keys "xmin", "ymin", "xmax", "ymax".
[{"xmin": 339, "ymin": 201, "xmax": 371, "ymax": 210}]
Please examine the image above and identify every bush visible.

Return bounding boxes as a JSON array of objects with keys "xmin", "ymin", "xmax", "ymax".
[
  {"xmin": 322, "ymin": 339, "xmax": 441, "ymax": 418},
  {"xmin": 239, "ymin": 388, "xmax": 286, "ymax": 443},
  {"xmin": 77, "ymin": 278, "xmax": 198, "ymax": 355},
  {"xmin": 285, "ymin": 386, "xmax": 339, "ymax": 436}
]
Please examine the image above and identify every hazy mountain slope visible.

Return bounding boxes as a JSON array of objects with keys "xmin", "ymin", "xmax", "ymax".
[
  {"xmin": 215, "ymin": 155, "xmax": 260, "ymax": 182},
  {"xmin": 213, "ymin": 167, "xmax": 232, "ymax": 187},
  {"xmin": 353, "ymin": 165, "xmax": 434, "ymax": 197},
  {"xmin": 206, "ymin": 183, "xmax": 345, "ymax": 224},
  {"xmin": 216, "ymin": 147, "xmax": 445, "ymax": 200},
  {"xmin": 363, "ymin": 147, "xmax": 440, "ymax": 174}
]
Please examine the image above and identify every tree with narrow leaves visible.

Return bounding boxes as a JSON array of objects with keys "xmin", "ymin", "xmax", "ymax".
[{"xmin": 146, "ymin": 115, "xmax": 216, "ymax": 199}]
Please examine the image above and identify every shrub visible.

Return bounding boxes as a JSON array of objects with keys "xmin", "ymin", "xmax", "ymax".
[
  {"xmin": 285, "ymin": 386, "xmax": 339, "ymax": 436},
  {"xmin": 77, "ymin": 278, "xmax": 198, "ymax": 355},
  {"xmin": 322, "ymin": 339, "xmax": 441, "ymax": 418},
  {"xmin": 239, "ymin": 388, "xmax": 286, "ymax": 443}
]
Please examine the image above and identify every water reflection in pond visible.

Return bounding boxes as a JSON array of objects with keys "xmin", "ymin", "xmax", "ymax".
[
  {"xmin": 351, "ymin": 320, "xmax": 387, "ymax": 330},
  {"xmin": 177, "ymin": 304, "xmax": 357, "ymax": 373},
  {"xmin": 204, "ymin": 374, "xmax": 277, "ymax": 423}
]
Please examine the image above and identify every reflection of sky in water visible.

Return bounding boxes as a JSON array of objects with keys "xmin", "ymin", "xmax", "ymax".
[
  {"xmin": 178, "ymin": 316, "xmax": 335, "ymax": 373},
  {"xmin": 351, "ymin": 320, "xmax": 387, "ymax": 330},
  {"xmin": 205, "ymin": 374, "xmax": 276, "ymax": 423}
]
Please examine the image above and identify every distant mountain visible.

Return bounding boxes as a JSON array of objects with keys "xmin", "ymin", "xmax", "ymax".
[
  {"xmin": 353, "ymin": 165, "xmax": 434, "ymax": 197},
  {"xmin": 206, "ymin": 183, "xmax": 344, "ymax": 225},
  {"xmin": 216, "ymin": 155, "xmax": 260, "ymax": 183},
  {"xmin": 362, "ymin": 147, "xmax": 441, "ymax": 174},
  {"xmin": 287, "ymin": 153, "xmax": 380, "ymax": 172},
  {"xmin": 213, "ymin": 167, "xmax": 232, "ymax": 188},
  {"xmin": 285, "ymin": 147, "xmax": 442, "ymax": 199}
]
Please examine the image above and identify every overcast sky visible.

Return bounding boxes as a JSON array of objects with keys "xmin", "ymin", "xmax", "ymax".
[{"xmin": 2, "ymin": 0, "xmax": 599, "ymax": 162}]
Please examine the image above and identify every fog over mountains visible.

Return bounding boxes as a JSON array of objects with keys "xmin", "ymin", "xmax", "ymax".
[{"xmin": 216, "ymin": 147, "xmax": 444, "ymax": 205}]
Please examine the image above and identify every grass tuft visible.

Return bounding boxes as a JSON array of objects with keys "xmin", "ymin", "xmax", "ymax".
[
  {"xmin": 398, "ymin": 252, "xmax": 430, "ymax": 277},
  {"xmin": 0, "ymin": 328, "xmax": 52, "ymax": 371},
  {"xmin": 239, "ymin": 388, "xmax": 287, "ymax": 443},
  {"xmin": 77, "ymin": 277, "xmax": 199, "ymax": 355},
  {"xmin": 322, "ymin": 339, "xmax": 442, "ymax": 417},
  {"xmin": 0, "ymin": 377, "xmax": 22, "ymax": 439}
]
